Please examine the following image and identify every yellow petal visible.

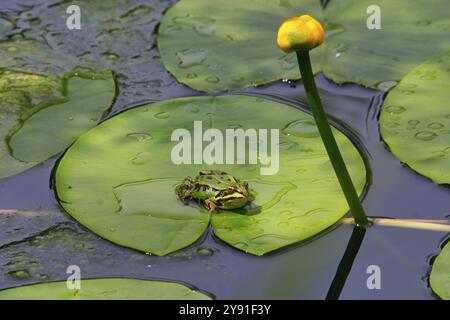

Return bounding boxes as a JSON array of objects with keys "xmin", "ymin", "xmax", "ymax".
[{"xmin": 277, "ymin": 15, "xmax": 324, "ymax": 53}]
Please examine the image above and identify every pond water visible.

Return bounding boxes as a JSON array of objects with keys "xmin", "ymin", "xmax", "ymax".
[{"xmin": 0, "ymin": 0, "xmax": 449, "ymax": 299}]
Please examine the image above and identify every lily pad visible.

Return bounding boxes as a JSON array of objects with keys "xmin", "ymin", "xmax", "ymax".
[
  {"xmin": 158, "ymin": 0, "xmax": 450, "ymax": 92},
  {"xmin": 157, "ymin": 0, "xmax": 323, "ymax": 92},
  {"xmin": 430, "ymin": 240, "xmax": 450, "ymax": 300},
  {"xmin": 0, "ymin": 278, "xmax": 211, "ymax": 300},
  {"xmin": 380, "ymin": 51, "xmax": 450, "ymax": 184},
  {"xmin": 55, "ymin": 95, "xmax": 366, "ymax": 256},
  {"xmin": 323, "ymin": 0, "xmax": 450, "ymax": 89},
  {"xmin": 0, "ymin": 69, "xmax": 115, "ymax": 179}
]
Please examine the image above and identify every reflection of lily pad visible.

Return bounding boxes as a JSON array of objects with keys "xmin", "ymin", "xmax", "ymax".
[
  {"xmin": 55, "ymin": 95, "xmax": 366, "ymax": 256},
  {"xmin": 380, "ymin": 52, "xmax": 450, "ymax": 184},
  {"xmin": 430, "ymin": 241, "xmax": 450, "ymax": 300},
  {"xmin": 0, "ymin": 278, "xmax": 211, "ymax": 300},
  {"xmin": 0, "ymin": 69, "xmax": 115, "ymax": 179},
  {"xmin": 158, "ymin": 0, "xmax": 450, "ymax": 92},
  {"xmin": 158, "ymin": 0, "xmax": 322, "ymax": 92}
]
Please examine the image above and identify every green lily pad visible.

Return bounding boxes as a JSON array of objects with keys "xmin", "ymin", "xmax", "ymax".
[
  {"xmin": 430, "ymin": 241, "xmax": 450, "ymax": 300},
  {"xmin": 380, "ymin": 51, "xmax": 450, "ymax": 184},
  {"xmin": 323, "ymin": 0, "xmax": 450, "ymax": 90},
  {"xmin": 0, "ymin": 69, "xmax": 115, "ymax": 179},
  {"xmin": 0, "ymin": 278, "xmax": 211, "ymax": 300},
  {"xmin": 158, "ymin": 0, "xmax": 323, "ymax": 92},
  {"xmin": 55, "ymin": 95, "xmax": 366, "ymax": 256},
  {"xmin": 158, "ymin": 0, "xmax": 450, "ymax": 92}
]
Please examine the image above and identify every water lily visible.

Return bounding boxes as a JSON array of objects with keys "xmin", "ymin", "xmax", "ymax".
[
  {"xmin": 277, "ymin": 15, "xmax": 368, "ymax": 226},
  {"xmin": 276, "ymin": 15, "xmax": 324, "ymax": 53}
]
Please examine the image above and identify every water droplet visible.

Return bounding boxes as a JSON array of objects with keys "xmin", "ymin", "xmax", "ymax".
[
  {"xmin": 102, "ymin": 51, "xmax": 120, "ymax": 60},
  {"xmin": 176, "ymin": 48, "xmax": 207, "ymax": 68},
  {"xmin": 154, "ymin": 111, "xmax": 170, "ymax": 119},
  {"xmin": 234, "ymin": 242, "xmax": 248, "ymax": 250},
  {"xmin": 278, "ymin": 140, "xmax": 298, "ymax": 150},
  {"xmin": 427, "ymin": 122, "xmax": 444, "ymax": 130},
  {"xmin": 130, "ymin": 151, "xmax": 151, "ymax": 165},
  {"xmin": 278, "ymin": 222, "xmax": 289, "ymax": 228},
  {"xmin": 385, "ymin": 105, "xmax": 406, "ymax": 115},
  {"xmin": 282, "ymin": 119, "xmax": 319, "ymax": 138},
  {"xmin": 420, "ymin": 72, "xmax": 436, "ymax": 81},
  {"xmin": 216, "ymin": 226, "xmax": 231, "ymax": 233},
  {"xmin": 334, "ymin": 44, "xmax": 348, "ymax": 59},
  {"xmin": 67, "ymin": 116, "xmax": 74, "ymax": 121},
  {"xmin": 377, "ymin": 81, "xmax": 398, "ymax": 91},
  {"xmin": 414, "ymin": 131, "xmax": 437, "ymax": 141},
  {"xmin": 408, "ymin": 120, "xmax": 420, "ymax": 125},
  {"xmin": 127, "ymin": 133, "xmax": 152, "ymax": 142},
  {"xmin": 165, "ymin": 25, "xmax": 182, "ymax": 34},
  {"xmin": 250, "ymin": 227, "xmax": 265, "ymax": 234},
  {"xmin": 279, "ymin": 210, "xmax": 293, "ymax": 217},
  {"xmin": 279, "ymin": 55, "xmax": 296, "ymax": 70},
  {"xmin": 385, "ymin": 122, "xmax": 399, "ymax": 128},
  {"xmin": 197, "ymin": 247, "xmax": 214, "ymax": 256},
  {"xmin": 187, "ymin": 73, "xmax": 197, "ymax": 79},
  {"xmin": 206, "ymin": 76, "xmax": 220, "ymax": 83},
  {"xmin": 172, "ymin": 15, "xmax": 216, "ymax": 36},
  {"xmin": 431, "ymin": 151, "xmax": 446, "ymax": 159}
]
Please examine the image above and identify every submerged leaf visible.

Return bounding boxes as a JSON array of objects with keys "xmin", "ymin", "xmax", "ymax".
[
  {"xmin": 55, "ymin": 95, "xmax": 366, "ymax": 255},
  {"xmin": 0, "ymin": 278, "xmax": 211, "ymax": 300},
  {"xmin": 430, "ymin": 240, "xmax": 450, "ymax": 300},
  {"xmin": 380, "ymin": 51, "xmax": 450, "ymax": 184},
  {"xmin": 0, "ymin": 69, "xmax": 115, "ymax": 179}
]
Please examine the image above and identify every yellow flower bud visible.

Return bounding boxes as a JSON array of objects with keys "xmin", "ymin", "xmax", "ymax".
[{"xmin": 277, "ymin": 15, "xmax": 325, "ymax": 53}]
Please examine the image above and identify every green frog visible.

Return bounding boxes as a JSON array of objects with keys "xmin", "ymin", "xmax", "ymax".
[{"xmin": 175, "ymin": 170, "xmax": 254, "ymax": 212}]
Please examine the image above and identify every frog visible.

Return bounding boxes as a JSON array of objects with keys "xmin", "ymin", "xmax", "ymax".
[{"xmin": 175, "ymin": 170, "xmax": 254, "ymax": 212}]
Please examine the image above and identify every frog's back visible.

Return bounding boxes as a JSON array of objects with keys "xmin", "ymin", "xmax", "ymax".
[{"xmin": 197, "ymin": 171, "xmax": 228, "ymax": 189}]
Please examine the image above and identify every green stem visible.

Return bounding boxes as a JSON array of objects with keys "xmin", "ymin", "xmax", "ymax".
[{"xmin": 296, "ymin": 51, "xmax": 368, "ymax": 226}]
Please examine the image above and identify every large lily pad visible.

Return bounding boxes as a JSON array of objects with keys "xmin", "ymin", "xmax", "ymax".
[
  {"xmin": 430, "ymin": 240, "xmax": 450, "ymax": 300},
  {"xmin": 158, "ymin": 0, "xmax": 450, "ymax": 92},
  {"xmin": 0, "ymin": 278, "xmax": 211, "ymax": 300},
  {"xmin": 158, "ymin": 0, "xmax": 323, "ymax": 92},
  {"xmin": 55, "ymin": 95, "xmax": 366, "ymax": 256},
  {"xmin": 380, "ymin": 51, "xmax": 450, "ymax": 184},
  {"xmin": 0, "ymin": 69, "xmax": 115, "ymax": 179}
]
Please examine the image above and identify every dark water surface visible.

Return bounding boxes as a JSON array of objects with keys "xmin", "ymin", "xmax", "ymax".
[{"xmin": 0, "ymin": 0, "xmax": 448, "ymax": 299}]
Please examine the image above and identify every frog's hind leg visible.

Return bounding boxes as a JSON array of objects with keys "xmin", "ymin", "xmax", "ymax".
[{"xmin": 175, "ymin": 177, "xmax": 195, "ymax": 203}]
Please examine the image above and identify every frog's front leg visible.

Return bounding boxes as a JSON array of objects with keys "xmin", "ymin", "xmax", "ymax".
[{"xmin": 203, "ymin": 199, "xmax": 217, "ymax": 212}]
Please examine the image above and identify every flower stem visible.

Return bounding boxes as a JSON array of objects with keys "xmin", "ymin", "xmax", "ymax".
[
  {"xmin": 296, "ymin": 51, "xmax": 368, "ymax": 226},
  {"xmin": 341, "ymin": 217, "xmax": 450, "ymax": 232}
]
